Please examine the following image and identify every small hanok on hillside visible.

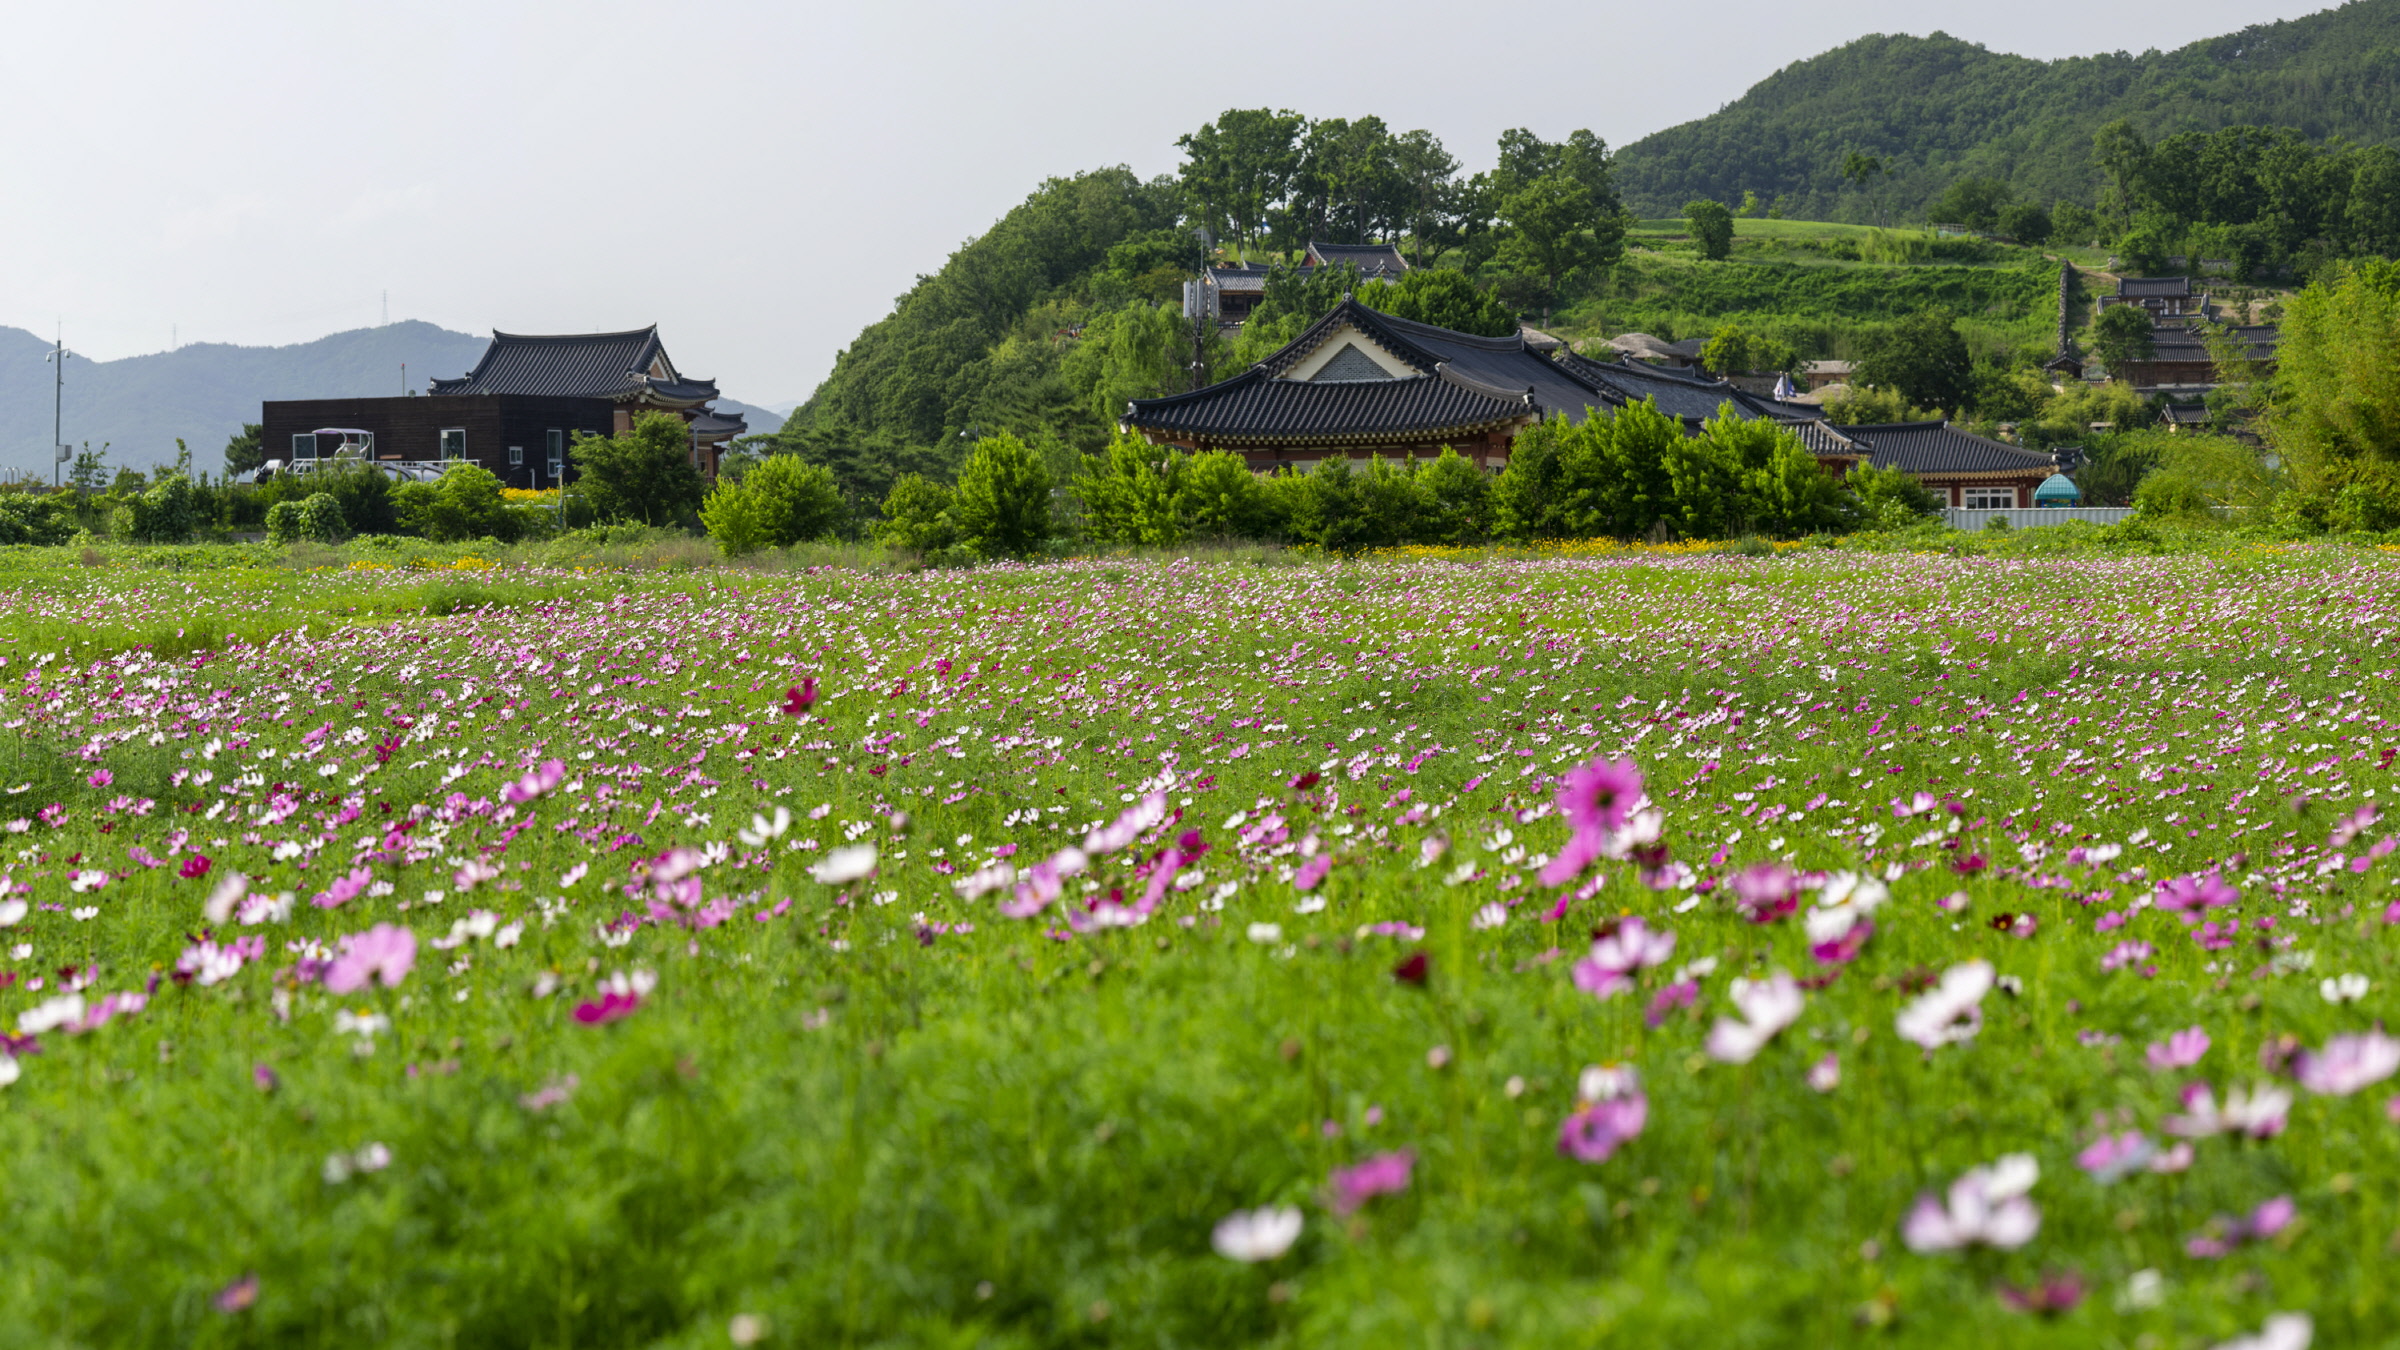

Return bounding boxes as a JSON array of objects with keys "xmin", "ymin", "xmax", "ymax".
[
  {"xmin": 256, "ymin": 326, "xmax": 745, "ymax": 487},
  {"xmin": 1127, "ymin": 270, "xmax": 2069, "ymax": 512}
]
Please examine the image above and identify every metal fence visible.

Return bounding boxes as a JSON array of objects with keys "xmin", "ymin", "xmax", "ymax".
[{"xmin": 1941, "ymin": 506, "xmax": 2136, "ymax": 530}]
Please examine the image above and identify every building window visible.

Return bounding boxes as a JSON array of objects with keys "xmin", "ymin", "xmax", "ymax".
[
  {"xmin": 508, "ymin": 444, "xmax": 524, "ymax": 466},
  {"xmin": 290, "ymin": 432, "xmax": 315, "ymax": 461},
  {"xmin": 546, "ymin": 429, "xmax": 564, "ymax": 461},
  {"xmin": 1963, "ymin": 487, "xmax": 2015, "ymax": 510},
  {"xmin": 439, "ymin": 428, "xmax": 465, "ymax": 461}
]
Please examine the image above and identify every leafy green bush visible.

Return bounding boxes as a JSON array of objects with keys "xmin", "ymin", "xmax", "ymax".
[
  {"xmin": 568, "ymin": 412, "xmax": 708, "ymax": 527},
  {"xmin": 877, "ymin": 474, "xmax": 959, "ymax": 552},
  {"xmin": 952, "ymin": 433, "xmax": 1052, "ymax": 558},
  {"xmin": 118, "ymin": 473, "xmax": 200, "ymax": 544},
  {"xmin": 0, "ymin": 490, "xmax": 74, "ymax": 546},
  {"xmin": 396, "ymin": 464, "xmax": 518, "ymax": 543}
]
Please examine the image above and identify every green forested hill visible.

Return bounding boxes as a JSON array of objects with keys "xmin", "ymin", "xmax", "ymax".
[{"xmin": 1612, "ymin": 0, "xmax": 2400, "ymax": 218}]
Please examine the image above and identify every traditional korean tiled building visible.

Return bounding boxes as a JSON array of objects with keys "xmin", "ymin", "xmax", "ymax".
[
  {"xmin": 1303, "ymin": 241, "xmax": 1409, "ymax": 277},
  {"xmin": 1121, "ymin": 297, "xmax": 1826, "ymax": 473},
  {"xmin": 1832, "ymin": 422, "xmax": 2062, "ymax": 509},
  {"xmin": 258, "ymin": 326, "xmax": 745, "ymax": 487}
]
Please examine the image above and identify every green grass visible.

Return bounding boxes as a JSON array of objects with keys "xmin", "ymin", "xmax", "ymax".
[{"xmin": 1, "ymin": 541, "xmax": 2398, "ymax": 1347}]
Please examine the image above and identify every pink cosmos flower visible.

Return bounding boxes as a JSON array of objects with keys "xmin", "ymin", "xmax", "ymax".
[
  {"xmin": 503, "ymin": 759, "xmax": 566, "ymax": 804},
  {"xmin": 1644, "ymin": 980, "xmax": 1698, "ymax": 1027},
  {"xmin": 311, "ymin": 867, "xmax": 375, "ymax": 910},
  {"xmin": 1810, "ymin": 920, "xmax": 1874, "ymax": 966},
  {"xmin": 1328, "ymin": 1149, "xmax": 1414, "ymax": 1215},
  {"xmin": 322, "ymin": 924, "xmax": 417, "ymax": 994},
  {"xmin": 2147, "ymin": 1026, "xmax": 2211, "ymax": 1072},
  {"xmin": 87, "ymin": 769, "xmax": 113, "ymax": 789},
  {"xmin": 1571, "ymin": 918, "xmax": 1674, "ymax": 1000},
  {"xmin": 1901, "ymin": 1154, "xmax": 2040, "ymax": 1253},
  {"xmin": 1997, "ymin": 1271, "xmax": 2085, "ymax": 1316},
  {"xmin": 782, "ymin": 678, "xmax": 818, "ymax": 715},
  {"xmin": 1083, "ymin": 793, "xmax": 1165, "ymax": 855},
  {"xmin": 2293, "ymin": 1031, "xmax": 2400, "ymax": 1097},
  {"xmin": 213, "ymin": 1273, "xmax": 260, "ymax": 1314},
  {"xmin": 2187, "ymin": 1195, "xmax": 2296, "ymax": 1258},
  {"xmin": 2102, "ymin": 940, "xmax": 2154, "ymax": 972},
  {"xmin": 2155, "ymin": 872, "xmax": 2239, "ymax": 925},
  {"xmin": 2164, "ymin": 1081, "xmax": 2291, "ymax": 1139},
  {"xmin": 1293, "ymin": 854, "xmax": 1333, "ymax": 892},
  {"xmin": 179, "ymin": 854, "xmax": 213, "ymax": 880},
  {"xmin": 1559, "ymin": 757, "xmax": 1643, "ymax": 838},
  {"xmin": 519, "ymin": 1074, "xmax": 580, "ymax": 1110},
  {"xmin": 1807, "ymin": 1052, "xmax": 1841, "ymax": 1093},
  {"xmin": 2075, "ymin": 1131, "xmax": 2157, "ymax": 1184},
  {"xmin": 1557, "ymin": 1091, "xmax": 1647, "ymax": 1163},
  {"xmin": 1730, "ymin": 863, "xmax": 1799, "ymax": 923}
]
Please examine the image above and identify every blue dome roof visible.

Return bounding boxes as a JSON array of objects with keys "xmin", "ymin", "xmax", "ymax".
[{"xmin": 2033, "ymin": 472, "xmax": 2080, "ymax": 503}]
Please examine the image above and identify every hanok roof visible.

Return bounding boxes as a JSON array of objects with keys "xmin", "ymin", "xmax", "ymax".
[
  {"xmin": 1122, "ymin": 299, "xmax": 1830, "ymax": 451},
  {"xmin": 1205, "ymin": 264, "xmax": 1274, "ymax": 295},
  {"xmin": 429, "ymin": 326, "xmax": 723, "ymax": 406},
  {"xmin": 1840, "ymin": 422, "xmax": 2058, "ymax": 479},
  {"xmin": 688, "ymin": 410, "xmax": 751, "ymax": 440},
  {"xmin": 2118, "ymin": 276, "xmax": 2195, "ymax": 299},
  {"xmin": 2142, "ymin": 321, "xmax": 2279, "ymax": 365},
  {"xmin": 1805, "ymin": 360, "xmax": 1854, "ymax": 376},
  {"xmin": 1554, "ymin": 350, "xmax": 1819, "ymax": 426},
  {"xmin": 2161, "ymin": 404, "xmax": 2213, "ymax": 425},
  {"xmin": 1304, "ymin": 241, "xmax": 1409, "ymax": 277},
  {"xmin": 1123, "ymin": 364, "xmax": 1534, "ymax": 446}
]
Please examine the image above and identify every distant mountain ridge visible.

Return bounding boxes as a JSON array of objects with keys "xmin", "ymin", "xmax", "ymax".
[
  {"xmin": 0, "ymin": 321, "xmax": 780, "ymax": 478},
  {"xmin": 1611, "ymin": 0, "xmax": 2400, "ymax": 219}
]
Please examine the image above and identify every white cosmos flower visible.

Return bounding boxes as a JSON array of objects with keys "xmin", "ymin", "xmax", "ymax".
[
  {"xmin": 0, "ymin": 1055, "xmax": 19, "ymax": 1088},
  {"xmin": 2212, "ymin": 1313, "xmax": 2312, "ymax": 1350},
  {"xmin": 1902, "ymin": 1154, "xmax": 2040, "ymax": 1252},
  {"xmin": 1704, "ymin": 970, "xmax": 1805, "ymax": 1064},
  {"xmin": 737, "ymin": 807, "xmax": 793, "ymax": 848},
  {"xmin": 810, "ymin": 845, "xmax": 879, "ymax": 885},
  {"xmin": 1470, "ymin": 903, "xmax": 1509, "ymax": 930},
  {"xmin": 203, "ymin": 873, "xmax": 249, "ymax": 925},
  {"xmin": 1211, "ymin": 1205, "xmax": 1303, "ymax": 1262},
  {"xmin": 1896, "ymin": 960, "xmax": 1995, "ymax": 1051},
  {"xmin": 2320, "ymin": 973, "xmax": 2369, "ymax": 1003},
  {"xmin": 1804, "ymin": 871, "xmax": 1888, "ymax": 944},
  {"xmin": 67, "ymin": 870, "xmax": 107, "ymax": 894},
  {"xmin": 1246, "ymin": 922, "xmax": 1283, "ymax": 944},
  {"xmin": 18, "ymin": 993, "xmax": 87, "ymax": 1035},
  {"xmin": 70, "ymin": 907, "xmax": 97, "ymax": 922},
  {"xmin": 0, "ymin": 899, "xmax": 25, "ymax": 927}
]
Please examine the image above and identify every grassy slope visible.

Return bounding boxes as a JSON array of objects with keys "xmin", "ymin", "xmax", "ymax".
[
  {"xmin": 2, "ymin": 541, "xmax": 2398, "ymax": 1346},
  {"xmin": 1560, "ymin": 222, "xmax": 2062, "ymax": 358}
]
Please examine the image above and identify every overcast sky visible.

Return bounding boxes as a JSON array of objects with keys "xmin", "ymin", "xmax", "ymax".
[{"xmin": 2, "ymin": 0, "xmax": 2337, "ymax": 405}]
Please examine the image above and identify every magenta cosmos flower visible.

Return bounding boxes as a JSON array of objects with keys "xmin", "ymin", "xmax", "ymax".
[
  {"xmin": 1561, "ymin": 757, "xmax": 1643, "ymax": 837},
  {"xmin": 322, "ymin": 924, "xmax": 416, "ymax": 994},
  {"xmin": 783, "ymin": 678, "xmax": 819, "ymax": 716},
  {"xmin": 1328, "ymin": 1150, "xmax": 1414, "ymax": 1215}
]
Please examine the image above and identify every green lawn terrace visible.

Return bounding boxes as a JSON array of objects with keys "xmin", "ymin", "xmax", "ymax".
[
  {"xmin": 1564, "ymin": 218, "xmax": 2065, "ymax": 364},
  {"xmin": 1, "ymin": 543, "xmax": 2398, "ymax": 1346}
]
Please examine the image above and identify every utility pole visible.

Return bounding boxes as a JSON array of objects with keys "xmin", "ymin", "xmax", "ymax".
[{"xmin": 44, "ymin": 329, "xmax": 74, "ymax": 489}]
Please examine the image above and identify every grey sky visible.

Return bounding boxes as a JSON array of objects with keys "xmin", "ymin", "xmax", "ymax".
[{"xmin": 3, "ymin": 0, "xmax": 2338, "ymax": 405}]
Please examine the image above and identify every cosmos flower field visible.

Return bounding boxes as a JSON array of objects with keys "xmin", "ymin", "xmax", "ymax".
[{"xmin": 4, "ymin": 544, "xmax": 2399, "ymax": 1348}]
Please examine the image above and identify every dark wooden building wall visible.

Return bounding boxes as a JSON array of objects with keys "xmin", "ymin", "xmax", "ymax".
[{"xmin": 258, "ymin": 395, "xmax": 617, "ymax": 490}]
